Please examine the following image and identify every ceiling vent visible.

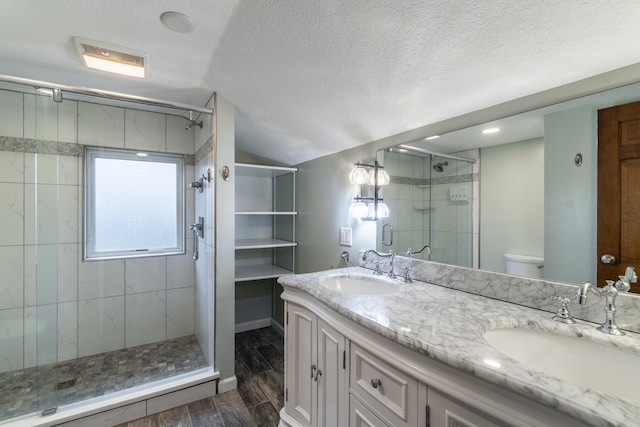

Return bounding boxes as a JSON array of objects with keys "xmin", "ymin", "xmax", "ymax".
[{"xmin": 74, "ymin": 38, "xmax": 147, "ymax": 79}]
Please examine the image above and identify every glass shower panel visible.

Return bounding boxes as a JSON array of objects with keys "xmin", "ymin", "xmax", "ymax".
[{"xmin": 32, "ymin": 90, "xmax": 60, "ymax": 415}]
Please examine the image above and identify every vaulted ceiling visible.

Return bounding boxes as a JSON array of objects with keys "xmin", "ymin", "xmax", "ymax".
[{"xmin": 1, "ymin": 1, "xmax": 640, "ymax": 165}]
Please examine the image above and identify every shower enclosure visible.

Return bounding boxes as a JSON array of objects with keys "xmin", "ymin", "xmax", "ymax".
[
  {"xmin": 0, "ymin": 79, "xmax": 215, "ymax": 423},
  {"xmin": 376, "ymin": 148, "xmax": 479, "ymax": 267}
]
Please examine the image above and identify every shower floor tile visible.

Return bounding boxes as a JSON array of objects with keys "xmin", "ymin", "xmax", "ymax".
[{"xmin": 0, "ymin": 335, "xmax": 207, "ymax": 422}]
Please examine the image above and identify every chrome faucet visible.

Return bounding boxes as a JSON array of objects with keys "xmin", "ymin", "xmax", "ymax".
[
  {"xmin": 363, "ymin": 249, "xmax": 395, "ymax": 278},
  {"xmin": 575, "ymin": 280, "xmax": 624, "ymax": 336},
  {"xmin": 405, "ymin": 244, "xmax": 431, "ymax": 258}
]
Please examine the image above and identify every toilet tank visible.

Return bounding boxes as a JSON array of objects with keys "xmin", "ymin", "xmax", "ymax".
[{"xmin": 504, "ymin": 253, "xmax": 544, "ymax": 278}]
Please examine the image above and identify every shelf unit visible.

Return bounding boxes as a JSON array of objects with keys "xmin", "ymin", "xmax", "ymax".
[{"xmin": 234, "ymin": 163, "xmax": 297, "ymax": 283}]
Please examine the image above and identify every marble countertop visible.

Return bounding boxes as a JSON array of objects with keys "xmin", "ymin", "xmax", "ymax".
[{"xmin": 278, "ymin": 267, "xmax": 640, "ymax": 427}]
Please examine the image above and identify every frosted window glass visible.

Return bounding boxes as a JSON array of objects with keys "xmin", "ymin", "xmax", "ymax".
[{"xmin": 84, "ymin": 147, "xmax": 184, "ymax": 260}]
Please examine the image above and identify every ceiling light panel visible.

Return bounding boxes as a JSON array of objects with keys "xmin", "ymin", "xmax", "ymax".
[{"xmin": 75, "ymin": 38, "xmax": 147, "ymax": 78}]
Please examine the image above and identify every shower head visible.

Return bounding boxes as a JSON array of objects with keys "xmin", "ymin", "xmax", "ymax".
[
  {"xmin": 185, "ymin": 120, "xmax": 203, "ymax": 131},
  {"xmin": 433, "ymin": 161, "xmax": 448, "ymax": 172},
  {"xmin": 185, "ymin": 110, "xmax": 203, "ymax": 131}
]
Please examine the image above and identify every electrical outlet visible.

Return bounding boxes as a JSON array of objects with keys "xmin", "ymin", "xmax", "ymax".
[{"xmin": 340, "ymin": 227, "xmax": 353, "ymax": 246}]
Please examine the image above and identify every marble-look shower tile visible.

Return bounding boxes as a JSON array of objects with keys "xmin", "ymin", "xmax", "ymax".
[
  {"xmin": 0, "ymin": 308, "xmax": 23, "ymax": 373},
  {"xmin": 35, "ymin": 94, "xmax": 59, "ymax": 142},
  {"xmin": 58, "ymin": 243, "xmax": 79, "ymax": 303},
  {"xmin": 0, "ymin": 246, "xmax": 23, "ymax": 310},
  {"xmin": 57, "ymin": 185, "xmax": 79, "ymax": 244},
  {"xmin": 456, "ymin": 201, "xmax": 472, "ymax": 233},
  {"xmin": 125, "ymin": 291, "xmax": 166, "ymax": 347},
  {"xmin": 0, "ymin": 183, "xmax": 24, "ymax": 246},
  {"xmin": 58, "ymin": 155, "xmax": 79, "ymax": 185},
  {"xmin": 23, "ymin": 244, "xmax": 57, "ymax": 306},
  {"xmin": 167, "ymin": 287, "xmax": 195, "ymax": 339},
  {"xmin": 124, "ymin": 109, "xmax": 166, "ymax": 152},
  {"xmin": 58, "ymin": 301, "xmax": 78, "ymax": 362},
  {"xmin": 0, "ymin": 151, "xmax": 24, "ymax": 183},
  {"xmin": 78, "ymin": 296, "xmax": 125, "ymax": 357},
  {"xmin": 78, "ymin": 102, "xmax": 125, "ymax": 148},
  {"xmin": 167, "ymin": 115, "xmax": 195, "ymax": 154},
  {"xmin": 24, "ymin": 153, "xmax": 58, "ymax": 184},
  {"xmin": 0, "ymin": 90, "xmax": 23, "ymax": 138},
  {"xmin": 78, "ymin": 259, "xmax": 125, "ymax": 300},
  {"xmin": 23, "ymin": 304, "xmax": 58, "ymax": 368},
  {"xmin": 167, "ymin": 252, "xmax": 195, "ymax": 289},
  {"xmin": 24, "ymin": 183, "xmax": 58, "ymax": 245},
  {"xmin": 58, "ymin": 99, "xmax": 78, "ymax": 143},
  {"xmin": 125, "ymin": 256, "xmax": 166, "ymax": 294}
]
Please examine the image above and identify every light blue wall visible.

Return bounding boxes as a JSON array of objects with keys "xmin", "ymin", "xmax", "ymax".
[
  {"xmin": 544, "ymin": 106, "xmax": 597, "ymax": 284},
  {"xmin": 480, "ymin": 138, "xmax": 544, "ymax": 273}
]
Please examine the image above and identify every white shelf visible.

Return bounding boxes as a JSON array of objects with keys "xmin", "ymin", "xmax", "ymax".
[
  {"xmin": 235, "ymin": 238, "xmax": 297, "ymax": 250},
  {"xmin": 235, "ymin": 265, "xmax": 294, "ymax": 282},
  {"xmin": 235, "ymin": 163, "xmax": 297, "ymax": 177},
  {"xmin": 235, "ymin": 211, "xmax": 297, "ymax": 215}
]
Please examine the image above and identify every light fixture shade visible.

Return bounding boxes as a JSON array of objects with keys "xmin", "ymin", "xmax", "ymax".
[
  {"xmin": 349, "ymin": 201, "xmax": 368, "ymax": 218},
  {"xmin": 349, "ymin": 166, "xmax": 369, "ymax": 185},
  {"xmin": 368, "ymin": 202, "xmax": 390, "ymax": 218},
  {"xmin": 368, "ymin": 169, "xmax": 390, "ymax": 186}
]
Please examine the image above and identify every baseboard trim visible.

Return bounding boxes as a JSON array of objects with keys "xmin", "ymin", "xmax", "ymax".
[
  {"xmin": 235, "ymin": 318, "xmax": 272, "ymax": 333},
  {"xmin": 217, "ymin": 375, "xmax": 238, "ymax": 394},
  {"xmin": 271, "ymin": 319, "xmax": 284, "ymax": 336}
]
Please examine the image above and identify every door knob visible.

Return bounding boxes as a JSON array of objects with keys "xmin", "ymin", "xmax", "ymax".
[{"xmin": 600, "ymin": 254, "xmax": 616, "ymax": 265}]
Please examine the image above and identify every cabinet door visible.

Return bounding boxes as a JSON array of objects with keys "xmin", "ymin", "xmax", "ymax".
[
  {"xmin": 317, "ymin": 318, "xmax": 347, "ymax": 427},
  {"xmin": 428, "ymin": 388, "xmax": 505, "ymax": 427},
  {"xmin": 286, "ymin": 305, "xmax": 317, "ymax": 427}
]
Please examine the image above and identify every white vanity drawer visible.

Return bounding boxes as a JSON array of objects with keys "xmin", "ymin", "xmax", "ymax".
[
  {"xmin": 350, "ymin": 343, "xmax": 418, "ymax": 426},
  {"xmin": 350, "ymin": 393, "xmax": 389, "ymax": 427}
]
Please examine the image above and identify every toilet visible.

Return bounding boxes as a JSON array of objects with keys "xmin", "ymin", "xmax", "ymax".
[{"xmin": 504, "ymin": 253, "xmax": 544, "ymax": 278}]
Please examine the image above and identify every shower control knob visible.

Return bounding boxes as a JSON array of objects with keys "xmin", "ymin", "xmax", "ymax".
[{"xmin": 600, "ymin": 254, "xmax": 616, "ymax": 265}]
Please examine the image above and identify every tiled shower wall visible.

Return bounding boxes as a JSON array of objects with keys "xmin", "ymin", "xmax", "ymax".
[
  {"xmin": 0, "ymin": 88, "xmax": 198, "ymax": 373},
  {"xmin": 380, "ymin": 149, "xmax": 479, "ymax": 267}
]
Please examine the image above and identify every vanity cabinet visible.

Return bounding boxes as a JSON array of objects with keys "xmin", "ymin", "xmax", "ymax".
[
  {"xmin": 280, "ymin": 292, "xmax": 587, "ymax": 427},
  {"xmin": 284, "ymin": 304, "xmax": 347, "ymax": 427}
]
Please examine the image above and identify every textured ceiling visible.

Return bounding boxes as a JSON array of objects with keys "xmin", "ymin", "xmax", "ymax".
[{"xmin": 1, "ymin": 1, "xmax": 640, "ymax": 165}]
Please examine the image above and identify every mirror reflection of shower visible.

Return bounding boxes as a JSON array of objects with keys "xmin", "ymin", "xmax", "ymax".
[{"xmin": 432, "ymin": 161, "xmax": 448, "ymax": 172}]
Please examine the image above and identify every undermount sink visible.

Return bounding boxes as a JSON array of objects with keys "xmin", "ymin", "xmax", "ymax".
[
  {"xmin": 320, "ymin": 275, "xmax": 399, "ymax": 295},
  {"xmin": 484, "ymin": 327, "xmax": 640, "ymax": 402}
]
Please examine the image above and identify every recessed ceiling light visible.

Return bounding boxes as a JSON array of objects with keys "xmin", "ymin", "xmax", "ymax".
[
  {"xmin": 482, "ymin": 127, "xmax": 500, "ymax": 134},
  {"xmin": 160, "ymin": 11, "xmax": 194, "ymax": 33},
  {"xmin": 74, "ymin": 38, "xmax": 147, "ymax": 79},
  {"xmin": 398, "ymin": 148, "xmax": 408, "ymax": 153},
  {"xmin": 425, "ymin": 135, "xmax": 440, "ymax": 140}
]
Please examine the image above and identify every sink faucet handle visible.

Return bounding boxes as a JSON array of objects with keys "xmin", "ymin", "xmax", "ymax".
[
  {"xmin": 373, "ymin": 261, "xmax": 382, "ymax": 275},
  {"xmin": 551, "ymin": 295, "xmax": 576, "ymax": 324},
  {"xmin": 402, "ymin": 266, "xmax": 412, "ymax": 283}
]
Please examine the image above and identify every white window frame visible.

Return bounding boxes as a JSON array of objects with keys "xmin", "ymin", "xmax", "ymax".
[{"xmin": 84, "ymin": 146, "xmax": 185, "ymax": 261}]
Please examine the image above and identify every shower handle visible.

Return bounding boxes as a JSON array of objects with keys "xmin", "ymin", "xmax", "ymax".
[{"xmin": 189, "ymin": 217, "xmax": 204, "ymax": 261}]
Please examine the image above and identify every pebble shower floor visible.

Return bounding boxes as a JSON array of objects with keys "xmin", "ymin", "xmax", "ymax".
[{"xmin": 0, "ymin": 335, "xmax": 207, "ymax": 421}]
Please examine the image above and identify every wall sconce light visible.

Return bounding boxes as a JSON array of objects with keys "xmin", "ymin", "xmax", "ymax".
[{"xmin": 349, "ymin": 161, "xmax": 389, "ymax": 220}]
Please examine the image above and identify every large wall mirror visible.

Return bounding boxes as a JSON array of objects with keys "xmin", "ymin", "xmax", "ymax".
[{"xmin": 376, "ymin": 80, "xmax": 640, "ymax": 291}]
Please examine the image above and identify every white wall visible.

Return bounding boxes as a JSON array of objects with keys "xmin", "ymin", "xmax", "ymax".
[
  {"xmin": 213, "ymin": 95, "xmax": 236, "ymax": 389},
  {"xmin": 544, "ymin": 106, "xmax": 597, "ymax": 283},
  {"xmin": 0, "ymin": 89, "xmax": 199, "ymax": 373},
  {"xmin": 296, "ymin": 145, "xmax": 377, "ymax": 274},
  {"xmin": 480, "ymin": 138, "xmax": 544, "ymax": 273}
]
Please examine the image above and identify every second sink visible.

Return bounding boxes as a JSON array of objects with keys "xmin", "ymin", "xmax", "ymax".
[
  {"xmin": 320, "ymin": 275, "xmax": 399, "ymax": 295},
  {"xmin": 484, "ymin": 327, "xmax": 640, "ymax": 403}
]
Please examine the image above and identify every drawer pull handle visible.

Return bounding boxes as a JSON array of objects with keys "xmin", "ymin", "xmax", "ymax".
[
  {"xmin": 311, "ymin": 364, "xmax": 316, "ymax": 378},
  {"xmin": 370, "ymin": 378, "xmax": 382, "ymax": 389},
  {"xmin": 315, "ymin": 369, "xmax": 323, "ymax": 382}
]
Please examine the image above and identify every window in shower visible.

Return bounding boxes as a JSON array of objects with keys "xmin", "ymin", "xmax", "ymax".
[{"xmin": 84, "ymin": 146, "xmax": 185, "ymax": 260}]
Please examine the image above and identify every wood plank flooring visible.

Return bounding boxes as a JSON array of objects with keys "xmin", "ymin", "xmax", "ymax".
[{"xmin": 115, "ymin": 327, "xmax": 284, "ymax": 427}]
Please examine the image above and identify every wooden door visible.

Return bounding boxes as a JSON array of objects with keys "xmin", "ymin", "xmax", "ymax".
[{"xmin": 597, "ymin": 101, "xmax": 640, "ymax": 293}]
